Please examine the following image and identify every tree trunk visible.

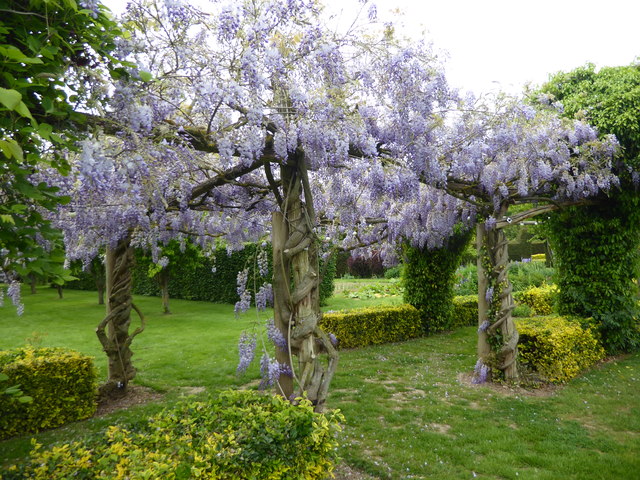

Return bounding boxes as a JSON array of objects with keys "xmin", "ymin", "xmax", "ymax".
[
  {"xmin": 96, "ymin": 236, "xmax": 145, "ymax": 398},
  {"xmin": 97, "ymin": 284, "xmax": 105, "ymax": 306},
  {"xmin": 158, "ymin": 270, "xmax": 171, "ymax": 314},
  {"xmin": 29, "ymin": 274, "xmax": 37, "ymax": 294},
  {"xmin": 56, "ymin": 285, "xmax": 63, "ymax": 299},
  {"xmin": 477, "ymin": 219, "xmax": 519, "ymax": 381},
  {"xmin": 273, "ymin": 153, "xmax": 338, "ymax": 411},
  {"xmin": 94, "ymin": 259, "xmax": 106, "ymax": 306}
]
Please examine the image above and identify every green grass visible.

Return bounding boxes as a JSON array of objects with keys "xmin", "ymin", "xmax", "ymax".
[{"xmin": 2, "ymin": 285, "xmax": 640, "ymax": 479}]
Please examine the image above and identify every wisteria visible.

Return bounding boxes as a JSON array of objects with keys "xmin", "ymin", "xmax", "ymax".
[
  {"xmin": 237, "ymin": 332, "xmax": 257, "ymax": 375},
  {"xmin": 471, "ymin": 359, "xmax": 490, "ymax": 384},
  {"xmin": 266, "ymin": 317, "xmax": 287, "ymax": 350},
  {"xmin": 32, "ymin": 0, "xmax": 624, "ymax": 397}
]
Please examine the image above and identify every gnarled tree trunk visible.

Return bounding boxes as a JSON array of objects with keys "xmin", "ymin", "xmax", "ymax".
[
  {"xmin": 271, "ymin": 152, "xmax": 338, "ymax": 411},
  {"xmin": 477, "ymin": 219, "xmax": 519, "ymax": 381},
  {"xmin": 96, "ymin": 236, "xmax": 145, "ymax": 397}
]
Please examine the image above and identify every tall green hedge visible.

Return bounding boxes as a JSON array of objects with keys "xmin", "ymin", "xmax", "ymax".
[
  {"xmin": 67, "ymin": 243, "xmax": 335, "ymax": 306},
  {"xmin": 546, "ymin": 192, "xmax": 640, "ymax": 354},
  {"xmin": 402, "ymin": 231, "xmax": 472, "ymax": 333}
]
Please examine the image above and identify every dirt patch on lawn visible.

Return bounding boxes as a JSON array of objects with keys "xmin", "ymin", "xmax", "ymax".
[
  {"xmin": 333, "ymin": 462, "xmax": 378, "ymax": 479},
  {"xmin": 95, "ymin": 384, "xmax": 164, "ymax": 417},
  {"xmin": 457, "ymin": 372, "xmax": 559, "ymax": 397}
]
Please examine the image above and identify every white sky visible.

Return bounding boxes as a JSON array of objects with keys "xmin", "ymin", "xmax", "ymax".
[{"xmin": 107, "ymin": 0, "xmax": 640, "ymax": 96}]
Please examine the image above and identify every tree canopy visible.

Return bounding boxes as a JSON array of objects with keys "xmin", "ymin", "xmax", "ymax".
[{"xmin": 0, "ymin": 0, "xmax": 122, "ymax": 308}]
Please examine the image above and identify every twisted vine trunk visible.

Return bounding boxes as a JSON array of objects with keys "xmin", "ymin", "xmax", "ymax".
[
  {"xmin": 477, "ymin": 220, "xmax": 519, "ymax": 381},
  {"xmin": 271, "ymin": 152, "xmax": 338, "ymax": 412},
  {"xmin": 97, "ymin": 236, "xmax": 145, "ymax": 397}
]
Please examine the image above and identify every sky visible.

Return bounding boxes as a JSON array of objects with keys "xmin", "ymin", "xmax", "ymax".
[{"xmin": 108, "ymin": 0, "xmax": 640, "ymax": 96}]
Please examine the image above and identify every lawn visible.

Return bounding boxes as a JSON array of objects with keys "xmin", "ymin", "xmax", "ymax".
[{"xmin": 1, "ymin": 285, "xmax": 639, "ymax": 479}]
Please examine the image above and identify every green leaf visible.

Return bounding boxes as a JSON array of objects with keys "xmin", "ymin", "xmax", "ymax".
[
  {"xmin": 41, "ymin": 96, "xmax": 54, "ymax": 113},
  {"xmin": 0, "ymin": 214, "xmax": 15, "ymax": 225},
  {"xmin": 0, "ymin": 87, "xmax": 22, "ymax": 110},
  {"xmin": 0, "ymin": 45, "xmax": 43, "ymax": 64},
  {"xmin": 14, "ymin": 101, "xmax": 34, "ymax": 120},
  {"xmin": 0, "ymin": 139, "xmax": 24, "ymax": 161},
  {"xmin": 139, "ymin": 70, "xmax": 153, "ymax": 82},
  {"xmin": 38, "ymin": 123, "xmax": 53, "ymax": 140},
  {"xmin": 18, "ymin": 396, "xmax": 34, "ymax": 403}
]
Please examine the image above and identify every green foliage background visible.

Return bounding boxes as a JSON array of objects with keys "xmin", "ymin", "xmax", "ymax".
[{"xmin": 68, "ymin": 243, "xmax": 336, "ymax": 306}]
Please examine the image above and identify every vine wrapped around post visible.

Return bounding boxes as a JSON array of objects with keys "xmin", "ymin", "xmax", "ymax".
[
  {"xmin": 476, "ymin": 217, "xmax": 519, "ymax": 382},
  {"xmin": 271, "ymin": 153, "xmax": 338, "ymax": 411},
  {"xmin": 96, "ymin": 236, "xmax": 145, "ymax": 397}
]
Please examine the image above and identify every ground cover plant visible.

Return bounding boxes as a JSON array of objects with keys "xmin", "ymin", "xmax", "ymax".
[{"xmin": 1, "ymin": 287, "xmax": 639, "ymax": 479}]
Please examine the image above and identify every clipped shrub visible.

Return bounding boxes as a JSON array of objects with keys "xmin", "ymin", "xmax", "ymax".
[
  {"xmin": 451, "ymin": 295, "xmax": 478, "ymax": 329},
  {"xmin": 514, "ymin": 284, "xmax": 559, "ymax": 316},
  {"xmin": 0, "ymin": 347, "xmax": 97, "ymax": 440},
  {"xmin": 318, "ymin": 253, "xmax": 337, "ymax": 306},
  {"xmin": 403, "ymin": 231, "xmax": 472, "ymax": 333},
  {"xmin": 320, "ymin": 304, "xmax": 422, "ymax": 348},
  {"xmin": 6, "ymin": 390, "xmax": 343, "ymax": 480},
  {"xmin": 546, "ymin": 194, "xmax": 640, "ymax": 354},
  {"xmin": 531, "ymin": 253, "xmax": 546, "ymax": 262},
  {"xmin": 516, "ymin": 316, "xmax": 606, "ymax": 383}
]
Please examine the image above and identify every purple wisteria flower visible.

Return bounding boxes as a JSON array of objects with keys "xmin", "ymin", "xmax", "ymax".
[
  {"xmin": 257, "ymin": 247, "xmax": 269, "ymax": 277},
  {"xmin": 477, "ymin": 320, "xmax": 490, "ymax": 333},
  {"xmin": 7, "ymin": 281, "xmax": 23, "ymax": 317},
  {"xmin": 79, "ymin": 0, "xmax": 99, "ymax": 18},
  {"xmin": 471, "ymin": 359, "xmax": 490, "ymax": 384},
  {"xmin": 485, "ymin": 286, "xmax": 494, "ymax": 304},
  {"xmin": 255, "ymin": 283, "xmax": 272, "ymax": 312},
  {"xmin": 236, "ymin": 332, "xmax": 257, "ymax": 375},
  {"xmin": 259, "ymin": 353, "xmax": 281, "ymax": 389},
  {"xmin": 266, "ymin": 317, "xmax": 287, "ymax": 350},
  {"xmin": 234, "ymin": 269, "xmax": 251, "ymax": 318}
]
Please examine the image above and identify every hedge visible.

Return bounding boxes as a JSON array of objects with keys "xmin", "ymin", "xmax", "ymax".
[
  {"xmin": 68, "ymin": 243, "xmax": 336, "ymax": 306},
  {"xmin": 4, "ymin": 390, "xmax": 343, "ymax": 480},
  {"xmin": 320, "ymin": 304, "xmax": 422, "ymax": 349},
  {"xmin": 514, "ymin": 284, "xmax": 558, "ymax": 316},
  {"xmin": 402, "ymin": 231, "xmax": 472, "ymax": 333},
  {"xmin": 451, "ymin": 295, "xmax": 478, "ymax": 329},
  {"xmin": 516, "ymin": 316, "xmax": 606, "ymax": 383},
  {"xmin": 0, "ymin": 347, "xmax": 97, "ymax": 440}
]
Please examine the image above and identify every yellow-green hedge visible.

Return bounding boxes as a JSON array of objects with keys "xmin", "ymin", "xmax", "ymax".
[
  {"xmin": 320, "ymin": 304, "xmax": 422, "ymax": 348},
  {"xmin": 515, "ymin": 284, "xmax": 558, "ymax": 315},
  {"xmin": 516, "ymin": 316, "xmax": 605, "ymax": 383},
  {"xmin": 0, "ymin": 347, "xmax": 97, "ymax": 440},
  {"xmin": 531, "ymin": 253, "xmax": 546, "ymax": 262},
  {"xmin": 451, "ymin": 295, "xmax": 478, "ymax": 329},
  {"xmin": 6, "ymin": 390, "xmax": 343, "ymax": 480}
]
